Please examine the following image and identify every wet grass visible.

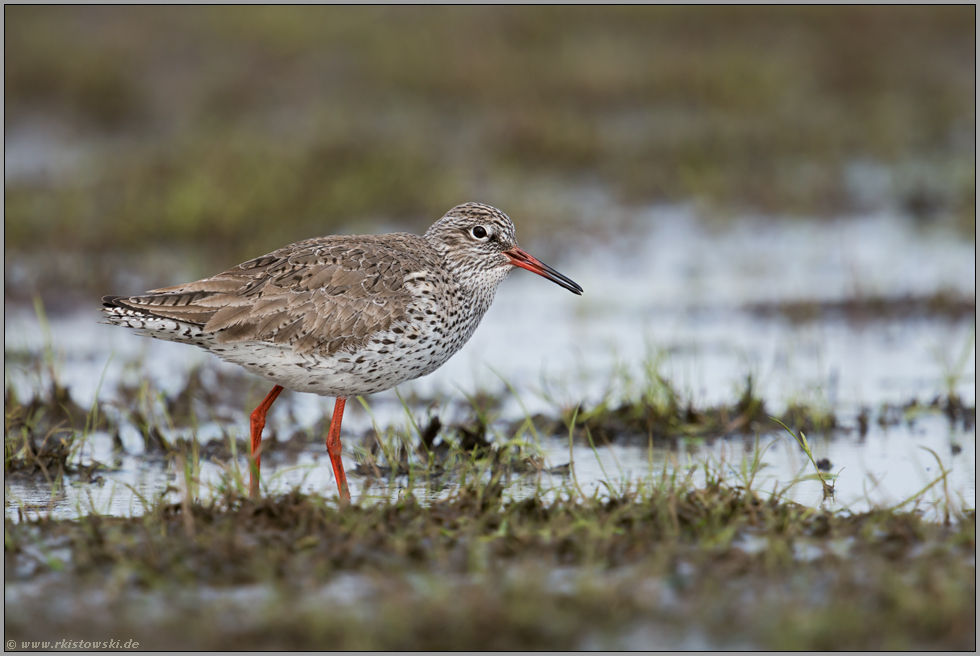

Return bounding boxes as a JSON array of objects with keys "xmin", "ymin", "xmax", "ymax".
[
  {"xmin": 5, "ymin": 333, "xmax": 976, "ymax": 648},
  {"xmin": 3, "ymin": 380, "xmax": 94, "ymax": 478},
  {"xmin": 4, "ymin": 6, "xmax": 975, "ymax": 295},
  {"xmin": 5, "ymin": 470, "xmax": 975, "ymax": 649},
  {"xmin": 4, "ymin": 304, "xmax": 111, "ymax": 479},
  {"xmin": 538, "ymin": 364, "xmax": 841, "ymax": 446},
  {"xmin": 563, "ymin": 382, "xmax": 975, "ymax": 447},
  {"xmin": 5, "ymin": 340, "xmax": 973, "ymax": 486}
]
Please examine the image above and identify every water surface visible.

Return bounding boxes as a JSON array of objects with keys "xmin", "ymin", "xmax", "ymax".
[{"xmin": 5, "ymin": 208, "xmax": 975, "ymax": 520}]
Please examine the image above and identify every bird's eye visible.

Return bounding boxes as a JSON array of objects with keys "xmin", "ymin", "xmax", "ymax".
[{"xmin": 471, "ymin": 226, "xmax": 488, "ymax": 240}]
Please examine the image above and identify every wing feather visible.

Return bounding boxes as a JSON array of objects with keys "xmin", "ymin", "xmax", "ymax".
[{"xmin": 104, "ymin": 233, "xmax": 435, "ymax": 355}]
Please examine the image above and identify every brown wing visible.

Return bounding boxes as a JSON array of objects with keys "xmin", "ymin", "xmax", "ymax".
[{"xmin": 105, "ymin": 234, "xmax": 430, "ymax": 355}]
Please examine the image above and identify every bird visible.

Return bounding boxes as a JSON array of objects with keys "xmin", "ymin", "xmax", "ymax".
[{"xmin": 102, "ymin": 203, "xmax": 583, "ymax": 501}]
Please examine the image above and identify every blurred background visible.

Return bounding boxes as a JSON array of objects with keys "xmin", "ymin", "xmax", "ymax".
[
  {"xmin": 4, "ymin": 6, "xmax": 976, "ymax": 512},
  {"xmin": 4, "ymin": 10, "xmax": 976, "ymax": 648},
  {"xmin": 5, "ymin": 6, "xmax": 975, "ymax": 304}
]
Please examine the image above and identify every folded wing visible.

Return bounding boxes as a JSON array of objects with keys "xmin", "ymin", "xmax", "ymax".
[{"xmin": 103, "ymin": 235, "xmax": 425, "ymax": 355}]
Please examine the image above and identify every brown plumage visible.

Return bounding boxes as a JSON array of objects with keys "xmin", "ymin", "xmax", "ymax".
[
  {"xmin": 107, "ymin": 233, "xmax": 437, "ymax": 356},
  {"xmin": 102, "ymin": 202, "xmax": 583, "ymax": 501}
]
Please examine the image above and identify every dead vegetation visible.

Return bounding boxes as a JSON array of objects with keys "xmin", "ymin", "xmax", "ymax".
[
  {"xmin": 531, "ymin": 374, "xmax": 839, "ymax": 445},
  {"xmin": 4, "ymin": 340, "xmax": 975, "ymax": 649},
  {"xmin": 5, "ymin": 479, "xmax": 975, "ymax": 650},
  {"xmin": 3, "ymin": 378, "xmax": 106, "ymax": 478}
]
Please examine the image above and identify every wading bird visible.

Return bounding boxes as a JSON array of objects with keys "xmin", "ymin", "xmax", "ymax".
[{"xmin": 103, "ymin": 203, "xmax": 582, "ymax": 500}]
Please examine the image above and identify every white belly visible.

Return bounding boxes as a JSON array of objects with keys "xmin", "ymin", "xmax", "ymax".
[{"xmin": 106, "ymin": 311, "xmax": 463, "ymax": 397}]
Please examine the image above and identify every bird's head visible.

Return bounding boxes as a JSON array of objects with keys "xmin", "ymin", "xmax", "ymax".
[{"xmin": 424, "ymin": 203, "xmax": 583, "ymax": 295}]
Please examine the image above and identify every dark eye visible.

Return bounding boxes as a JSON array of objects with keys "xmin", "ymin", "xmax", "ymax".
[{"xmin": 471, "ymin": 226, "xmax": 488, "ymax": 239}]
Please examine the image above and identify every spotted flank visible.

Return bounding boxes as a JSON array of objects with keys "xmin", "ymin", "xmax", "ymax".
[
  {"xmin": 101, "ymin": 203, "xmax": 582, "ymax": 398},
  {"xmin": 102, "ymin": 202, "xmax": 583, "ymax": 499}
]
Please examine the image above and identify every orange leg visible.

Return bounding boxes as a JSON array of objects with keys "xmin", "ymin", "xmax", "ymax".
[
  {"xmin": 326, "ymin": 397, "xmax": 351, "ymax": 503},
  {"xmin": 249, "ymin": 384, "xmax": 283, "ymax": 498}
]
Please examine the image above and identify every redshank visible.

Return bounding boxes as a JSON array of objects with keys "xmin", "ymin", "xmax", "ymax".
[{"xmin": 102, "ymin": 203, "xmax": 582, "ymax": 500}]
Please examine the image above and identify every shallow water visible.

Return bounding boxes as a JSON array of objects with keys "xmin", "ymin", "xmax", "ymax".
[
  {"xmin": 4, "ymin": 209, "xmax": 976, "ymax": 520},
  {"xmin": 4, "ymin": 413, "xmax": 974, "ymax": 523}
]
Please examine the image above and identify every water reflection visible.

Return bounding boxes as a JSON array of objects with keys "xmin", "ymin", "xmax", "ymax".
[{"xmin": 4, "ymin": 210, "xmax": 975, "ymax": 521}]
